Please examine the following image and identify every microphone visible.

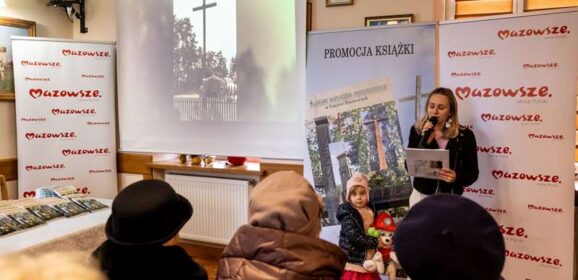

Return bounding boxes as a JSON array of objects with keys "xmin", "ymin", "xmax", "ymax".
[{"xmin": 418, "ymin": 116, "xmax": 438, "ymax": 148}]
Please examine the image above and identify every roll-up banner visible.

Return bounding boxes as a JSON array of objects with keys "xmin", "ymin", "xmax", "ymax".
[
  {"xmin": 306, "ymin": 24, "xmax": 435, "ymax": 226},
  {"xmin": 13, "ymin": 37, "xmax": 117, "ymax": 199},
  {"xmin": 440, "ymin": 10, "xmax": 578, "ymax": 280}
]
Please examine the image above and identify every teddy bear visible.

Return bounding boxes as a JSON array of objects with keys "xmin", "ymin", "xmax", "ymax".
[{"xmin": 364, "ymin": 212, "xmax": 397, "ymax": 280}]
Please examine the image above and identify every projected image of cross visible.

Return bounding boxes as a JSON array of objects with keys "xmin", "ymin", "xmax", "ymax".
[{"xmin": 193, "ymin": 0, "xmax": 217, "ymax": 68}]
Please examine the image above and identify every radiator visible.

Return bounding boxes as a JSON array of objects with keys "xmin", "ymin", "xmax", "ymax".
[{"xmin": 165, "ymin": 173, "xmax": 251, "ymax": 245}]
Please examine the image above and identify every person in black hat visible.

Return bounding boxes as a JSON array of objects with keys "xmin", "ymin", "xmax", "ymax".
[
  {"xmin": 92, "ymin": 179, "xmax": 207, "ymax": 280},
  {"xmin": 393, "ymin": 194, "xmax": 505, "ymax": 280}
]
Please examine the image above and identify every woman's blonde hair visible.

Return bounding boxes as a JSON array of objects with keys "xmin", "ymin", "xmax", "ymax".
[
  {"xmin": 0, "ymin": 251, "xmax": 106, "ymax": 280},
  {"xmin": 414, "ymin": 87, "xmax": 460, "ymax": 139}
]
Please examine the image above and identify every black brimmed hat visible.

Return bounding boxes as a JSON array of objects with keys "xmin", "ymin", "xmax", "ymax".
[
  {"xmin": 394, "ymin": 194, "xmax": 505, "ymax": 280},
  {"xmin": 105, "ymin": 179, "xmax": 193, "ymax": 246}
]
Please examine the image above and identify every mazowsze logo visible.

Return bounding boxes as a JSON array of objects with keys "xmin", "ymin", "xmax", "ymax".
[
  {"xmin": 29, "ymin": 88, "xmax": 101, "ymax": 99},
  {"xmin": 25, "ymin": 77, "xmax": 50, "ymax": 82},
  {"xmin": 62, "ymin": 49, "xmax": 110, "ymax": 57},
  {"xmin": 505, "ymin": 249, "xmax": 562, "ymax": 267},
  {"xmin": 62, "ymin": 148, "xmax": 110, "ymax": 156},
  {"xmin": 500, "ymin": 224, "xmax": 527, "ymax": 238},
  {"xmin": 477, "ymin": 145, "xmax": 512, "ymax": 155},
  {"xmin": 527, "ymin": 204, "xmax": 563, "ymax": 213},
  {"xmin": 528, "ymin": 133, "xmax": 563, "ymax": 140},
  {"xmin": 25, "ymin": 163, "xmax": 65, "ymax": 171},
  {"xmin": 481, "ymin": 113, "xmax": 542, "ymax": 123},
  {"xmin": 25, "ymin": 132, "xmax": 76, "ymax": 140},
  {"xmin": 20, "ymin": 117, "xmax": 46, "ymax": 122},
  {"xmin": 21, "ymin": 60, "xmax": 61, "ymax": 67},
  {"xmin": 89, "ymin": 169, "xmax": 112, "ymax": 174},
  {"xmin": 76, "ymin": 187, "xmax": 90, "ymax": 195},
  {"xmin": 451, "ymin": 72, "xmax": 481, "ymax": 78},
  {"xmin": 491, "ymin": 170, "xmax": 561, "ymax": 184},
  {"xmin": 52, "ymin": 108, "xmax": 96, "ymax": 115},
  {"xmin": 23, "ymin": 191, "xmax": 36, "ymax": 198},
  {"xmin": 447, "ymin": 49, "xmax": 495, "ymax": 58},
  {"xmin": 87, "ymin": 121, "xmax": 110, "ymax": 125},
  {"xmin": 50, "ymin": 176, "xmax": 75, "ymax": 182},
  {"xmin": 498, "ymin": 25, "xmax": 570, "ymax": 40},
  {"xmin": 485, "ymin": 207, "xmax": 507, "ymax": 214},
  {"xmin": 81, "ymin": 74, "xmax": 104, "ymax": 79},
  {"xmin": 464, "ymin": 186, "xmax": 495, "ymax": 196},
  {"xmin": 523, "ymin": 62, "xmax": 558, "ymax": 69},
  {"xmin": 455, "ymin": 86, "xmax": 550, "ymax": 100}
]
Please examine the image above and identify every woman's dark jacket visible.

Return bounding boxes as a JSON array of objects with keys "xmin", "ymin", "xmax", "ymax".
[
  {"xmin": 408, "ymin": 125, "xmax": 479, "ymax": 195},
  {"xmin": 92, "ymin": 240, "xmax": 208, "ymax": 280},
  {"xmin": 336, "ymin": 202, "xmax": 378, "ymax": 265}
]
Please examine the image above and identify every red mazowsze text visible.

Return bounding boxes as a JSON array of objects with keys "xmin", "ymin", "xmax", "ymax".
[
  {"xmin": 491, "ymin": 170, "xmax": 560, "ymax": 183},
  {"xmin": 455, "ymin": 86, "xmax": 550, "ymax": 100},
  {"xmin": 21, "ymin": 60, "xmax": 61, "ymax": 67},
  {"xmin": 447, "ymin": 49, "xmax": 495, "ymax": 58},
  {"xmin": 477, "ymin": 146, "xmax": 511, "ymax": 154},
  {"xmin": 62, "ymin": 49, "xmax": 110, "ymax": 57},
  {"xmin": 25, "ymin": 163, "xmax": 65, "ymax": 171},
  {"xmin": 29, "ymin": 88, "xmax": 100, "ymax": 99},
  {"xmin": 486, "ymin": 207, "xmax": 507, "ymax": 214},
  {"xmin": 528, "ymin": 133, "xmax": 563, "ymax": 140},
  {"xmin": 505, "ymin": 249, "xmax": 562, "ymax": 267},
  {"xmin": 481, "ymin": 113, "xmax": 542, "ymax": 122},
  {"xmin": 527, "ymin": 204, "xmax": 563, "ymax": 213},
  {"xmin": 50, "ymin": 176, "xmax": 75, "ymax": 182},
  {"xmin": 464, "ymin": 187, "xmax": 495, "ymax": 196},
  {"xmin": 498, "ymin": 25, "xmax": 569, "ymax": 40},
  {"xmin": 62, "ymin": 148, "xmax": 110, "ymax": 156},
  {"xmin": 52, "ymin": 108, "xmax": 96, "ymax": 115},
  {"xmin": 500, "ymin": 225, "xmax": 527, "ymax": 238},
  {"xmin": 25, "ymin": 77, "xmax": 51, "ymax": 82},
  {"xmin": 451, "ymin": 72, "xmax": 481, "ymax": 77},
  {"xmin": 25, "ymin": 132, "xmax": 76, "ymax": 140},
  {"xmin": 523, "ymin": 62, "xmax": 558, "ymax": 69}
]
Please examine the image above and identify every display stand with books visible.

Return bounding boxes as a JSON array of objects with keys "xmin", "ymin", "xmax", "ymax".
[{"xmin": 0, "ymin": 198, "xmax": 112, "ymax": 255}]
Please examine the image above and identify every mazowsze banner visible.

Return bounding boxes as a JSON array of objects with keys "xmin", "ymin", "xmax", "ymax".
[
  {"xmin": 440, "ymin": 10, "xmax": 578, "ymax": 280},
  {"xmin": 306, "ymin": 24, "xmax": 435, "ymax": 227},
  {"xmin": 13, "ymin": 37, "xmax": 117, "ymax": 199}
]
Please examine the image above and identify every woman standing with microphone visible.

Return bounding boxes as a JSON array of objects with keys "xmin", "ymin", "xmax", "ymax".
[{"xmin": 407, "ymin": 87, "xmax": 479, "ymax": 207}]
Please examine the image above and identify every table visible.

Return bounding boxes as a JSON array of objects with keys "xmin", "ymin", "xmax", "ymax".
[{"xmin": 0, "ymin": 199, "xmax": 111, "ymax": 255}]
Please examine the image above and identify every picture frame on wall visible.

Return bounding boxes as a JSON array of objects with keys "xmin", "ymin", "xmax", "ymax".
[
  {"xmin": 326, "ymin": 0, "xmax": 353, "ymax": 7},
  {"xmin": 307, "ymin": 2, "xmax": 312, "ymax": 32},
  {"xmin": 0, "ymin": 17, "xmax": 36, "ymax": 102},
  {"xmin": 365, "ymin": 14, "xmax": 414, "ymax": 27}
]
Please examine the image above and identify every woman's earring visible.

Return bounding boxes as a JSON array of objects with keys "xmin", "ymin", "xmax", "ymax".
[{"xmin": 445, "ymin": 118, "xmax": 452, "ymax": 129}]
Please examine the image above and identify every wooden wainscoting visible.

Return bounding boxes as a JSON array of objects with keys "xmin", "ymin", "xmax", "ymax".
[
  {"xmin": 0, "ymin": 158, "xmax": 17, "ymax": 181},
  {"xmin": 117, "ymin": 152, "xmax": 154, "ymax": 179}
]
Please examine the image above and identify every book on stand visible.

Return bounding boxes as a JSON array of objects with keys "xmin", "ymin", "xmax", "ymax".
[
  {"xmin": 0, "ymin": 204, "xmax": 46, "ymax": 229},
  {"xmin": 15, "ymin": 198, "xmax": 64, "ymax": 221},
  {"xmin": 52, "ymin": 185, "xmax": 108, "ymax": 212}
]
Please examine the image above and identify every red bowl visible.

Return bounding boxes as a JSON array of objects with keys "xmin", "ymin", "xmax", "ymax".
[{"xmin": 227, "ymin": 156, "xmax": 247, "ymax": 166}]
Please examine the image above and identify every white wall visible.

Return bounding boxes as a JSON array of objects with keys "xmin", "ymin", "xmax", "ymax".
[
  {"xmin": 311, "ymin": 0, "xmax": 436, "ymax": 31},
  {"xmin": 72, "ymin": 0, "xmax": 116, "ymax": 41}
]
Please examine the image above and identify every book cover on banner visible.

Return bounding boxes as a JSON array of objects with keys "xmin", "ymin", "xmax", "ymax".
[{"xmin": 305, "ymin": 78, "xmax": 411, "ymax": 226}]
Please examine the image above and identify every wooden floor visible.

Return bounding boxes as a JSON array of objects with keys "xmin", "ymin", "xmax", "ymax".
[
  {"xmin": 179, "ymin": 241, "xmax": 223, "ymax": 279},
  {"xmin": 194, "ymin": 257, "xmax": 219, "ymax": 279}
]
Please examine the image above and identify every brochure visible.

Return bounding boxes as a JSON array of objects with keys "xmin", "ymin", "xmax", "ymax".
[{"xmin": 405, "ymin": 148, "xmax": 449, "ymax": 180}]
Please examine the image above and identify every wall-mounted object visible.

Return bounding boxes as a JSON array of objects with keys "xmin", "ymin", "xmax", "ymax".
[
  {"xmin": 47, "ymin": 0, "xmax": 87, "ymax": 33},
  {"xmin": 365, "ymin": 14, "xmax": 414, "ymax": 27},
  {"xmin": 326, "ymin": 0, "xmax": 353, "ymax": 7},
  {"xmin": 0, "ymin": 17, "xmax": 36, "ymax": 102},
  {"xmin": 307, "ymin": 2, "xmax": 312, "ymax": 32}
]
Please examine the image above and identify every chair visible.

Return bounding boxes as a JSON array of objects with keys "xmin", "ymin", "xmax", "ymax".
[{"xmin": 0, "ymin": 174, "xmax": 7, "ymax": 200}]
